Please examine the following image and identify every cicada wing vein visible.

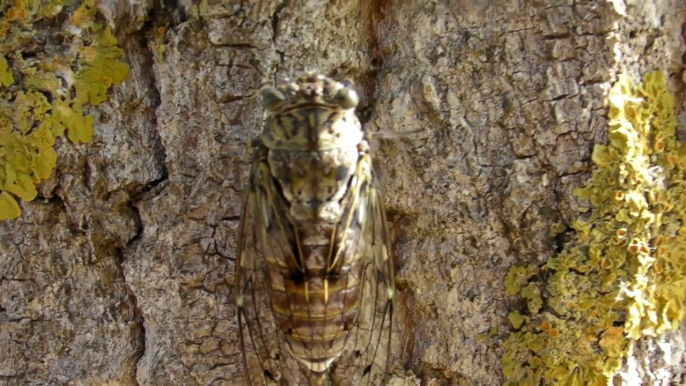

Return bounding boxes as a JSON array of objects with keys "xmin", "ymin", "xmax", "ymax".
[
  {"xmin": 328, "ymin": 152, "xmax": 395, "ymax": 386},
  {"xmin": 236, "ymin": 155, "xmax": 304, "ymax": 385},
  {"xmin": 367, "ymin": 171, "xmax": 395, "ymax": 386}
]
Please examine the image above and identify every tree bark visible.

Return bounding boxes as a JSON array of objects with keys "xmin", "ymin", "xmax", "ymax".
[{"xmin": 1, "ymin": 1, "xmax": 685, "ymax": 385}]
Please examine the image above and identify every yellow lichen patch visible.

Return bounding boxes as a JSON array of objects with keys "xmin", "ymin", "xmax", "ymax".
[
  {"xmin": 69, "ymin": 0, "xmax": 97, "ymax": 29},
  {"xmin": 52, "ymin": 99, "xmax": 95, "ymax": 143},
  {"xmin": 0, "ymin": 0, "xmax": 129, "ymax": 220},
  {"xmin": 75, "ymin": 25, "xmax": 129, "ymax": 105},
  {"xmin": 0, "ymin": 190, "xmax": 21, "ymax": 218},
  {"xmin": 152, "ymin": 25, "xmax": 168, "ymax": 63},
  {"xmin": 508, "ymin": 311, "xmax": 526, "ymax": 330},
  {"xmin": 503, "ymin": 71, "xmax": 686, "ymax": 385},
  {"xmin": 0, "ymin": 56, "xmax": 13, "ymax": 86}
]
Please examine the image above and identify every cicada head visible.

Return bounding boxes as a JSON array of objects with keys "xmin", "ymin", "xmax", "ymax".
[
  {"xmin": 260, "ymin": 72, "xmax": 359, "ymax": 113},
  {"xmin": 258, "ymin": 73, "xmax": 363, "ymax": 151}
]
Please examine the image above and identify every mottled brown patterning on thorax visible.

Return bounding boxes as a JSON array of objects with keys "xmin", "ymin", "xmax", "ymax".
[{"xmin": 235, "ymin": 73, "xmax": 395, "ymax": 385}]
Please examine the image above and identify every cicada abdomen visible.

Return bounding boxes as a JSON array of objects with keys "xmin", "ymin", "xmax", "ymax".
[{"xmin": 235, "ymin": 73, "xmax": 395, "ymax": 386}]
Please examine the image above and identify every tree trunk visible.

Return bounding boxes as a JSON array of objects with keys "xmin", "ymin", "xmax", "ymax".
[{"xmin": 1, "ymin": 1, "xmax": 685, "ymax": 385}]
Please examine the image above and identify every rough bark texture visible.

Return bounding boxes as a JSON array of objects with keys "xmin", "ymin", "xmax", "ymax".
[{"xmin": 1, "ymin": 1, "xmax": 686, "ymax": 385}]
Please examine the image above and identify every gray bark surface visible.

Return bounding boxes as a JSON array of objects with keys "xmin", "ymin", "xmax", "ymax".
[{"xmin": 1, "ymin": 1, "xmax": 685, "ymax": 385}]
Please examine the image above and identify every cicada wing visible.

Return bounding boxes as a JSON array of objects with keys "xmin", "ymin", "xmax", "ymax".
[
  {"xmin": 360, "ymin": 170, "xmax": 395, "ymax": 385},
  {"xmin": 235, "ymin": 185, "xmax": 279, "ymax": 385},
  {"xmin": 236, "ymin": 156, "xmax": 304, "ymax": 386},
  {"xmin": 329, "ymin": 151, "xmax": 395, "ymax": 386}
]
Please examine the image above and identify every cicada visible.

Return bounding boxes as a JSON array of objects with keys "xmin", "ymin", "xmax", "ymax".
[{"xmin": 235, "ymin": 73, "xmax": 395, "ymax": 386}]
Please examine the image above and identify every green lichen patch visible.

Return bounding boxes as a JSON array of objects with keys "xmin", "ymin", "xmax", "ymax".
[
  {"xmin": 0, "ymin": 0, "xmax": 129, "ymax": 220},
  {"xmin": 503, "ymin": 71, "xmax": 686, "ymax": 385}
]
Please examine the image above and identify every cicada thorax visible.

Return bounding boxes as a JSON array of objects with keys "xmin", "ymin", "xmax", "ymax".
[{"xmin": 259, "ymin": 75, "xmax": 369, "ymax": 376}]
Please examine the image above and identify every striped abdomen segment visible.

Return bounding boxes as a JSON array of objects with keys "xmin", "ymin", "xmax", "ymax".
[{"xmin": 265, "ymin": 236, "xmax": 365, "ymax": 373}]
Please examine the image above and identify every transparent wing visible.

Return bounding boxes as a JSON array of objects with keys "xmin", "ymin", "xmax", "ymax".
[
  {"xmin": 235, "ymin": 148, "xmax": 304, "ymax": 385},
  {"xmin": 328, "ymin": 151, "xmax": 396, "ymax": 386}
]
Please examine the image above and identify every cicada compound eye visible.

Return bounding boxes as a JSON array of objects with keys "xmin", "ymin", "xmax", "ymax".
[
  {"xmin": 261, "ymin": 87, "xmax": 286, "ymax": 112},
  {"xmin": 333, "ymin": 86, "xmax": 359, "ymax": 110}
]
